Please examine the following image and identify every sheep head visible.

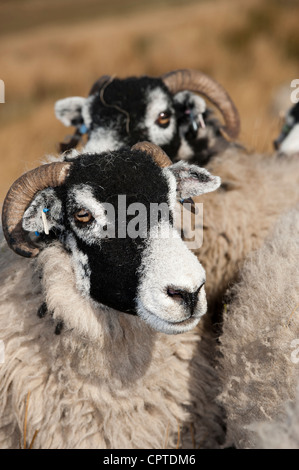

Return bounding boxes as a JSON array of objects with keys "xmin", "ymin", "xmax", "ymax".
[
  {"xmin": 2, "ymin": 143, "xmax": 221, "ymax": 334},
  {"xmin": 55, "ymin": 69, "xmax": 240, "ymax": 166}
]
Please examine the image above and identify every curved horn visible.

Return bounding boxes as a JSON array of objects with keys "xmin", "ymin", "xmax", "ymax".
[
  {"xmin": 88, "ymin": 75, "xmax": 112, "ymax": 96},
  {"xmin": 2, "ymin": 162, "xmax": 71, "ymax": 258},
  {"xmin": 161, "ymin": 69, "xmax": 240, "ymax": 139},
  {"xmin": 131, "ymin": 142, "xmax": 172, "ymax": 168}
]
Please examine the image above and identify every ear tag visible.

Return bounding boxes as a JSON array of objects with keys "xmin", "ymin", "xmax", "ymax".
[
  {"xmin": 79, "ymin": 123, "xmax": 88, "ymax": 135},
  {"xmin": 41, "ymin": 208, "xmax": 50, "ymax": 235}
]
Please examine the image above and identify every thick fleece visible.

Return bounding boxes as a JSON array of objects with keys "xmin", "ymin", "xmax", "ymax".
[
  {"xmin": 192, "ymin": 149, "xmax": 299, "ymax": 314},
  {"xmin": 251, "ymin": 380, "xmax": 299, "ymax": 449},
  {"xmin": 217, "ymin": 206, "xmax": 299, "ymax": 448},
  {"xmin": 0, "ymin": 236, "xmax": 224, "ymax": 449}
]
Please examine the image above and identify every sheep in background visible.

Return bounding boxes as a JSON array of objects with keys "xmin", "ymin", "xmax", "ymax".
[
  {"xmin": 55, "ymin": 69, "xmax": 241, "ymax": 166},
  {"xmin": 217, "ymin": 205, "xmax": 299, "ymax": 448},
  {"xmin": 0, "ymin": 142, "xmax": 224, "ymax": 449},
  {"xmin": 274, "ymin": 101, "xmax": 299, "ymax": 155}
]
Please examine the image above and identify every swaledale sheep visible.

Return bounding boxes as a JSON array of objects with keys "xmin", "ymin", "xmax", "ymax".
[
  {"xmin": 192, "ymin": 150, "xmax": 299, "ymax": 316},
  {"xmin": 217, "ymin": 205, "xmax": 299, "ymax": 448},
  {"xmin": 55, "ymin": 70, "xmax": 299, "ymax": 318},
  {"xmin": 55, "ymin": 69, "xmax": 241, "ymax": 166},
  {"xmin": 0, "ymin": 142, "xmax": 225, "ymax": 449}
]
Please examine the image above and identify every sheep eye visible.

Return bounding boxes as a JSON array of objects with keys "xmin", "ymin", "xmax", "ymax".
[
  {"xmin": 156, "ymin": 111, "xmax": 171, "ymax": 128},
  {"xmin": 74, "ymin": 209, "xmax": 93, "ymax": 224}
]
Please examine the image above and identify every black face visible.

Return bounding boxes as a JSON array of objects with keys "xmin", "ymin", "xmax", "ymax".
[
  {"xmin": 89, "ymin": 77, "xmax": 182, "ymax": 159},
  {"xmin": 59, "ymin": 150, "xmax": 172, "ymax": 314}
]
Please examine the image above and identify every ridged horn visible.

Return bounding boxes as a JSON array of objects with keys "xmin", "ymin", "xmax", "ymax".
[
  {"xmin": 131, "ymin": 142, "xmax": 172, "ymax": 168},
  {"xmin": 2, "ymin": 162, "xmax": 71, "ymax": 258},
  {"xmin": 161, "ymin": 69, "xmax": 240, "ymax": 139}
]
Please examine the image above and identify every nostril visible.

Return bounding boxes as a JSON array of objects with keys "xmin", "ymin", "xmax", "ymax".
[
  {"xmin": 167, "ymin": 282, "xmax": 205, "ymax": 315},
  {"xmin": 167, "ymin": 287, "xmax": 185, "ymax": 302}
]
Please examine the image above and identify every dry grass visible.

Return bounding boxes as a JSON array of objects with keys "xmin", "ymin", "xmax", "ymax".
[
  {"xmin": 19, "ymin": 391, "xmax": 39, "ymax": 449},
  {"xmin": 0, "ymin": 0, "xmax": 298, "ymax": 200}
]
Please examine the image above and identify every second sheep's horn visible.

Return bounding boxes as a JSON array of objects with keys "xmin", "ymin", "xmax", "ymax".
[
  {"xmin": 161, "ymin": 69, "xmax": 240, "ymax": 139},
  {"xmin": 2, "ymin": 162, "xmax": 71, "ymax": 258},
  {"xmin": 131, "ymin": 141, "xmax": 172, "ymax": 168}
]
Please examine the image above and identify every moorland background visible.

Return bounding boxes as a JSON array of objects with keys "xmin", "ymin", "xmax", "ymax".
[{"xmin": 0, "ymin": 0, "xmax": 298, "ymax": 199}]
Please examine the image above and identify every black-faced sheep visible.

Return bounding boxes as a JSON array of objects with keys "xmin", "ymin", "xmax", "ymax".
[
  {"xmin": 217, "ymin": 205, "xmax": 299, "ymax": 448},
  {"xmin": 0, "ymin": 142, "xmax": 224, "ymax": 449},
  {"xmin": 55, "ymin": 69, "xmax": 241, "ymax": 166},
  {"xmin": 55, "ymin": 70, "xmax": 299, "ymax": 318}
]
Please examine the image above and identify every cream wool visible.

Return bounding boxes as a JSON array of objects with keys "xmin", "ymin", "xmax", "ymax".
[
  {"xmin": 217, "ymin": 206, "xmax": 299, "ymax": 448},
  {"xmin": 192, "ymin": 149, "xmax": 299, "ymax": 312},
  {"xmin": 0, "ymin": 239, "xmax": 224, "ymax": 449},
  {"xmin": 251, "ymin": 380, "xmax": 299, "ymax": 449}
]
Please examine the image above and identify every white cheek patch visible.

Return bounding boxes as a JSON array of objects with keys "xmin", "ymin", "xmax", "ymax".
[
  {"xmin": 83, "ymin": 127, "xmax": 123, "ymax": 153},
  {"xmin": 143, "ymin": 87, "xmax": 176, "ymax": 146},
  {"xmin": 68, "ymin": 185, "xmax": 109, "ymax": 245},
  {"xmin": 136, "ymin": 221, "xmax": 207, "ymax": 334},
  {"xmin": 65, "ymin": 232, "xmax": 91, "ymax": 298}
]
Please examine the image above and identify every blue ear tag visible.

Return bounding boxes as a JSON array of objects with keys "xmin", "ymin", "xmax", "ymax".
[
  {"xmin": 79, "ymin": 124, "xmax": 88, "ymax": 135},
  {"xmin": 35, "ymin": 231, "xmax": 40, "ymax": 237}
]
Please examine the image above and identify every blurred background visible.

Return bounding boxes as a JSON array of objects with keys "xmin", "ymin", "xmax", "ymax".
[{"xmin": 0, "ymin": 0, "xmax": 298, "ymax": 200}]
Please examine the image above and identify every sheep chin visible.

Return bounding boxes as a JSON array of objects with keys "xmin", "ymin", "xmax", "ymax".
[{"xmin": 135, "ymin": 300, "xmax": 205, "ymax": 335}]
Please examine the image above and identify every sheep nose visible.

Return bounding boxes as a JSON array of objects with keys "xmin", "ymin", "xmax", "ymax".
[{"xmin": 167, "ymin": 282, "xmax": 205, "ymax": 315}]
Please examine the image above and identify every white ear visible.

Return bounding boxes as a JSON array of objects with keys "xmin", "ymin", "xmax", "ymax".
[
  {"xmin": 22, "ymin": 188, "xmax": 63, "ymax": 235},
  {"xmin": 167, "ymin": 161, "xmax": 221, "ymax": 198},
  {"xmin": 55, "ymin": 97, "xmax": 86, "ymax": 127}
]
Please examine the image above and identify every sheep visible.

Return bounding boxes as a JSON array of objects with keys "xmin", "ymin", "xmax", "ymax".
[
  {"xmin": 274, "ymin": 101, "xmax": 299, "ymax": 155},
  {"xmin": 0, "ymin": 142, "xmax": 225, "ymax": 449},
  {"xmin": 217, "ymin": 204, "xmax": 299, "ymax": 448},
  {"xmin": 54, "ymin": 70, "xmax": 299, "ymax": 315},
  {"xmin": 55, "ymin": 69, "xmax": 241, "ymax": 167}
]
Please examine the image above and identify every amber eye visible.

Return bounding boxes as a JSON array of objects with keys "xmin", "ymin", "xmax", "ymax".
[
  {"xmin": 74, "ymin": 209, "xmax": 93, "ymax": 224},
  {"xmin": 156, "ymin": 110, "xmax": 171, "ymax": 128}
]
